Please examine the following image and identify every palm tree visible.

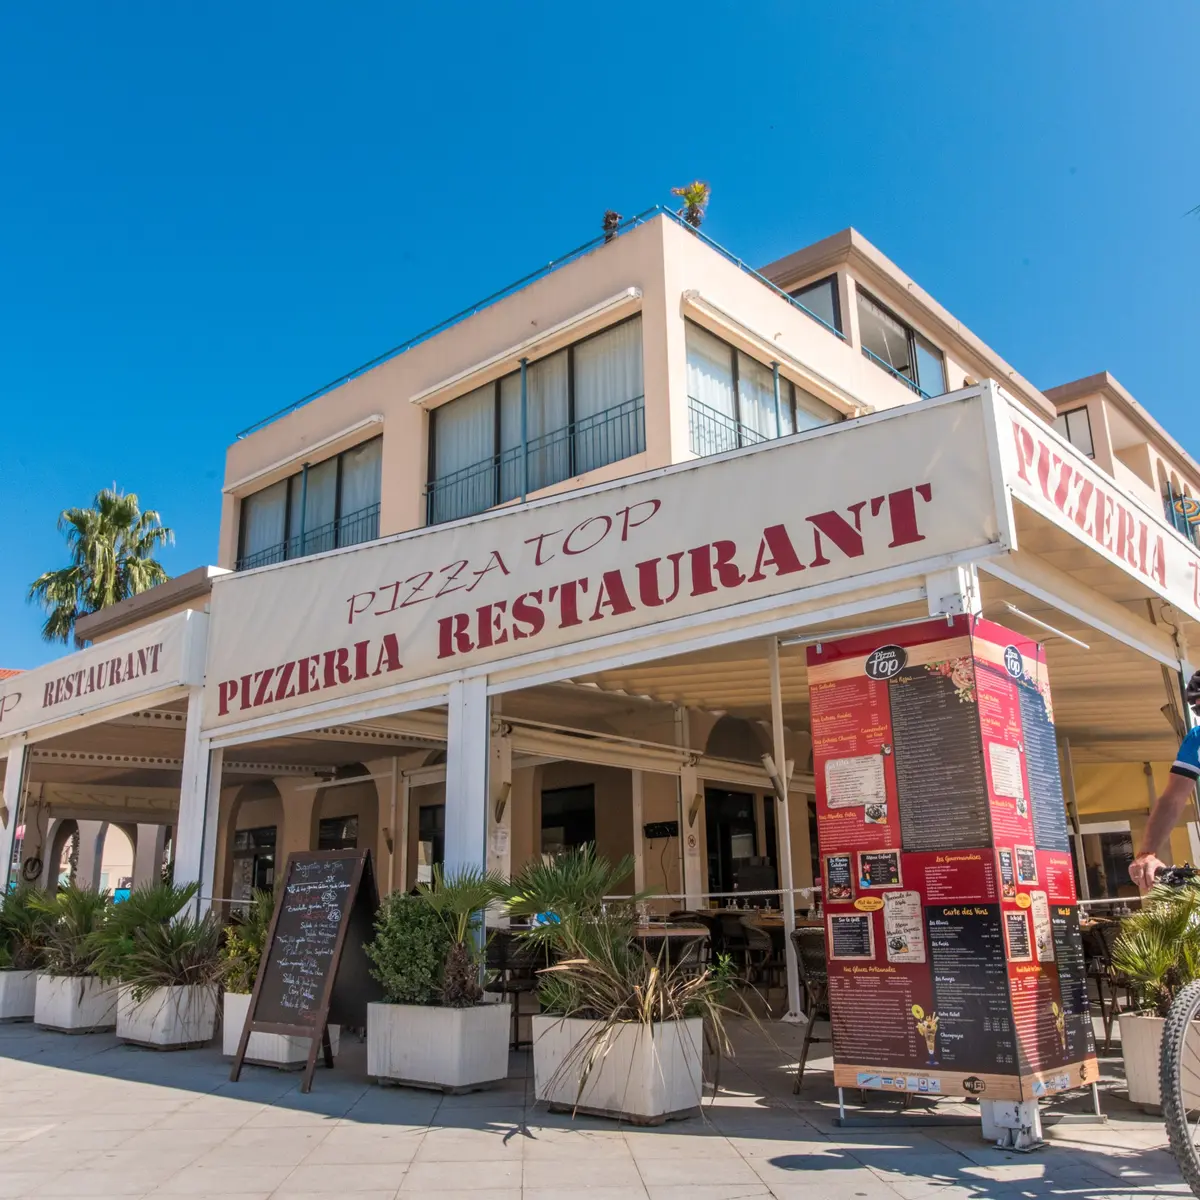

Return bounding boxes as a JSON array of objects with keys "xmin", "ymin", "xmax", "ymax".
[
  {"xmin": 671, "ymin": 180, "xmax": 711, "ymax": 229},
  {"xmin": 27, "ymin": 487, "xmax": 173, "ymax": 644}
]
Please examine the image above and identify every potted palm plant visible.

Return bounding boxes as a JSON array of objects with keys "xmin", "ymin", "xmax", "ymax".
[
  {"xmin": 366, "ymin": 866, "xmax": 510, "ymax": 1091},
  {"xmin": 1113, "ymin": 881, "xmax": 1200, "ymax": 1110},
  {"xmin": 92, "ymin": 881, "xmax": 224, "ymax": 1049},
  {"xmin": 32, "ymin": 884, "xmax": 117, "ymax": 1033},
  {"xmin": 0, "ymin": 887, "xmax": 51, "ymax": 1020},
  {"xmin": 219, "ymin": 889, "xmax": 343, "ymax": 1066},
  {"xmin": 508, "ymin": 845, "xmax": 738, "ymax": 1125}
]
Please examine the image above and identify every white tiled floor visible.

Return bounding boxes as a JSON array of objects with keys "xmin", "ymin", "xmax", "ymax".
[{"xmin": 0, "ymin": 1018, "xmax": 1188, "ymax": 1198}]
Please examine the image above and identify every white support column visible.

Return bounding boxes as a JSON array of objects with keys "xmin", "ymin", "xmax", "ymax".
[
  {"xmin": 0, "ymin": 744, "xmax": 27, "ymax": 892},
  {"xmin": 172, "ymin": 687, "xmax": 216, "ymax": 908},
  {"xmin": 39, "ymin": 818, "xmax": 62, "ymax": 890},
  {"xmin": 396, "ymin": 774, "xmax": 411, "ymax": 893},
  {"xmin": 445, "ymin": 678, "xmax": 490, "ymax": 873},
  {"xmin": 74, "ymin": 820, "xmax": 108, "ymax": 891},
  {"xmin": 132, "ymin": 824, "xmax": 168, "ymax": 889},
  {"xmin": 768, "ymin": 637, "xmax": 803, "ymax": 1022},
  {"xmin": 925, "ymin": 564, "xmax": 982, "ymax": 618},
  {"xmin": 486, "ymin": 721, "xmax": 513, "ymax": 888},
  {"xmin": 631, "ymin": 770, "xmax": 645, "ymax": 895}
]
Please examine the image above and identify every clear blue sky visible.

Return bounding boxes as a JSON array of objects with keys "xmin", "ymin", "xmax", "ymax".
[{"xmin": 2, "ymin": 3, "xmax": 1197, "ymax": 670}]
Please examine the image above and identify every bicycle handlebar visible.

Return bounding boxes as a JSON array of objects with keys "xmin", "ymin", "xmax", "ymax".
[{"xmin": 1155, "ymin": 865, "xmax": 1200, "ymax": 886}]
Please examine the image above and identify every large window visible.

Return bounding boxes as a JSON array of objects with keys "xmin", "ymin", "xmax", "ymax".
[
  {"xmin": 237, "ymin": 436, "xmax": 382, "ymax": 571},
  {"xmin": 856, "ymin": 289, "xmax": 946, "ymax": 398},
  {"xmin": 789, "ymin": 275, "xmax": 842, "ymax": 335},
  {"xmin": 686, "ymin": 321, "xmax": 839, "ymax": 457},
  {"xmin": 541, "ymin": 786, "xmax": 596, "ymax": 859},
  {"xmin": 417, "ymin": 804, "xmax": 445, "ymax": 884},
  {"xmin": 1053, "ymin": 406, "xmax": 1095, "ymax": 459},
  {"xmin": 426, "ymin": 316, "xmax": 645, "ymax": 525}
]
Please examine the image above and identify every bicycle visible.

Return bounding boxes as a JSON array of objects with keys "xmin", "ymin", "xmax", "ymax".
[{"xmin": 1154, "ymin": 866, "xmax": 1200, "ymax": 1194}]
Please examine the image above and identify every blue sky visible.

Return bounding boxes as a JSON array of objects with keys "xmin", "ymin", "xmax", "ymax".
[{"xmin": 2, "ymin": 3, "xmax": 1197, "ymax": 669}]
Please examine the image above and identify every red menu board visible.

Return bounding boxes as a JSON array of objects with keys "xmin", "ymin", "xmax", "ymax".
[{"xmin": 808, "ymin": 616, "xmax": 1097, "ymax": 1102}]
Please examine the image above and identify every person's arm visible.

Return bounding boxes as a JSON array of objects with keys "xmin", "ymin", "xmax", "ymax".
[{"xmin": 1130, "ymin": 772, "xmax": 1197, "ymax": 891}]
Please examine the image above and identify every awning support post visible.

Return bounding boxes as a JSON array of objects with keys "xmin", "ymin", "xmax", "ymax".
[
  {"xmin": 1059, "ymin": 737, "xmax": 1089, "ymax": 901},
  {"xmin": 445, "ymin": 677, "xmax": 491, "ymax": 874},
  {"xmin": 769, "ymin": 636, "xmax": 804, "ymax": 1022}
]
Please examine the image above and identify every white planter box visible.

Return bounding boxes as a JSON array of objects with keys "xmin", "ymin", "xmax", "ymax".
[
  {"xmin": 0, "ymin": 970, "xmax": 37, "ymax": 1022},
  {"xmin": 1120, "ymin": 1011, "xmax": 1200, "ymax": 1110},
  {"xmin": 34, "ymin": 974, "xmax": 117, "ymax": 1033},
  {"xmin": 532, "ymin": 1015, "xmax": 704, "ymax": 1124},
  {"xmin": 368, "ymin": 1001, "xmax": 510, "ymax": 1091},
  {"xmin": 222, "ymin": 991, "xmax": 341, "ymax": 1068},
  {"xmin": 117, "ymin": 985, "xmax": 217, "ymax": 1049}
]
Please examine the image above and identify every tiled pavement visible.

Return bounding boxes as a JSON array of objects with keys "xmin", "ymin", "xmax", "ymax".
[{"xmin": 0, "ymin": 1017, "xmax": 1189, "ymax": 1199}]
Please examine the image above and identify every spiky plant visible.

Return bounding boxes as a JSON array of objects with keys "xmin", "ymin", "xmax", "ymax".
[
  {"xmin": 117, "ymin": 913, "xmax": 228, "ymax": 1003},
  {"xmin": 91, "ymin": 881, "xmax": 198, "ymax": 983},
  {"xmin": 1112, "ymin": 879, "xmax": 1200, "ymax": 1016},
  {"xmin": 671, "ymin": 180, "xmax": 711, "ymax": 228},
  {"xmin": 419, "ymin": 865, "xmax": 508, "ymax": 1007},
  {"xmin": 30, "ymin": 884, "xmax": 113, "ymax": 977},
  {"xmin": 0, "ymin": 886, "xmax": 51, "ymax": 971},
  {"xmin": 27, "ymin": 487, "xmax": 172, "ymax": 644},
  {"xmin": 220, "ymin": 889, "xmax": 275, "ymax": 994}
]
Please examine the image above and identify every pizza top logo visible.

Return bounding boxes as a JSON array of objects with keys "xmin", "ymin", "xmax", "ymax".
[
  {"xmin": 1003, "ymin": 644, "xmax": 1024, "ymax": 680},
  {"xmin": 865, "ymin": 644, "xmax": 908, "ymax": 682}
]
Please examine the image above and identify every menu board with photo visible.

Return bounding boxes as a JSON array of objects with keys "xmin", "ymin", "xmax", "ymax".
[{"xmin": 807, "ymin": 616, "xmax": 1096, "ymax": 1102}]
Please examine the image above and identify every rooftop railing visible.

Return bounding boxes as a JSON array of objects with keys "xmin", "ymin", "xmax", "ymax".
[
  {"xmin": 425, "ymin": 397, "xmax": 645, "ymax": 526},
  {"xmin": 235, "ymin": 209, "xmax": 844, "ymax": 439},
  {"xmin": 235, "ymin": 501, "xmax": 380, "ymax": 572},
  {"xmin": 860, "ymin": 347, "xmax": 930, "ymax": 398}
]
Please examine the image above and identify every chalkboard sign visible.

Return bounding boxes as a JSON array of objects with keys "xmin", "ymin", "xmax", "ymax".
[{"xmin": 231, "ymin": 849, "xmax": 381, "ymax": 1092}]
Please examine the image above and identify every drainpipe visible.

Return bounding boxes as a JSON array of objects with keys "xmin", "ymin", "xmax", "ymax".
[
  {"xmin": 520, "ymin": 357, "xmax": 529, "ymax": 502},
  {"xmin": 771, "ymin": 362, "xmax": 782, "ymax": 438},
  {"xmin": 297, "ymin": 462, "xmax": 309, "ymax": 558}
]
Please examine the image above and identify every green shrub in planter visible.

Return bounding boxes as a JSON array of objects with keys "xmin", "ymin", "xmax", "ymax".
[
  {"xmin": 0, "ymin": 887, "xmax": 51, "ymax": 971},
  {"xmin": 31, "ymin": 884, "xmax": 112, "ymax": 977},
  {"xmin": 220, "ymin": 889, "xmax": 274, "ymax": 995},
  {"xmin": 91, "ymin": 882, "xmax": 199, "ymax": 985},
  {"xmin": 1113, "ymin": 879, "xmax": 1200, "ymax": 1016},
  {"xmin": 117, "ymin": 913, "xmax": 227, "ymax": 1003},
  {"xmin": 366, "ymin": 893, "xmax": 453, "ymax": 1005}
]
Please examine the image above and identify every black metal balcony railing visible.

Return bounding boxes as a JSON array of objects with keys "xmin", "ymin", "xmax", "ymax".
[
  {"xmin": 235, "ymin": 501, "xmax": 381, "ymax": 572},
  {"xmin": 426, "ymin": 396, "xmax": 645, "ymax": 526},
  {"xmin": 1164, "ymin": 482, "xmax": 1200, "ymax": 549},
  {"xmin": 688, "ymin": 396, "xmax": 770, "ymax": 458}
]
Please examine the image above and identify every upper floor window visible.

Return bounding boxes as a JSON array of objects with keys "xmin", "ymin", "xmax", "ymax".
[
  {"xmin": 1053, "ymin": 406, "xmax": 1095, "ymax": 459},
  {"xmin": 856, "ymin": 289, "xmax": 946, "ymax": 398},
  {"xmin": 237, "ymin": 436, "xmax": 382, "ymax": 571},
  {"xmin": 426, "ymin": 315, "xmax": 645, "ymax": 525},
  {"xmin": 789, "ymin": 275, "xmax": 842, "ymax": 335},
  {"xmin": 685, "ymin": 321, "xmax": 839, "ymax": 457}
]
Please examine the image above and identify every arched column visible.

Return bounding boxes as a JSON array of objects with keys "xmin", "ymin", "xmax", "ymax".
[
  {"xmin": 133, "ymin": 824, "xmax": 169, "ymax": 889},
  {"xmin": 74, "ymin": 820, "xmax": 109, "ymax": 891}
]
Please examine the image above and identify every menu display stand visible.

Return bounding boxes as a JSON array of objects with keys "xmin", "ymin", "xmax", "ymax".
[
  {"xmin": 808, "ymin": 617, "xmax": 1099, "ymax": 1143},
  {"xmin": 230, "ymin": 849, "xmax": 381, "ymax": 1093}
]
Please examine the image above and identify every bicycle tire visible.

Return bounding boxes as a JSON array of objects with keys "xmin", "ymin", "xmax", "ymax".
[{"xmin": 1161, "ymin": 978, "xmax": 1200, "ymax": 1195}]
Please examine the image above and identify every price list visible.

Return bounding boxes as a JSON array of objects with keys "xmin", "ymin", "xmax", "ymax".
[
  {"xmin": 1050, "ymin": 905, "xmax": 1096, "ymax": 1062},
  {"xmin": 1019, "ymin": 685, "xmax": 1071, "ymax": 853},
  {"xmin": 890, "ymin": 669, "xmax": 990, "ymax": 852},
  {"xmin": 928, "ymin": 905, "xmax": 1015, "ymax": 1072}
]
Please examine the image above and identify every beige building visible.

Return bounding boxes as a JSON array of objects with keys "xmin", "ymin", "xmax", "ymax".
[{"xmin": 3, "ymin": 207, "xmax": 1199, "ymax": 946}]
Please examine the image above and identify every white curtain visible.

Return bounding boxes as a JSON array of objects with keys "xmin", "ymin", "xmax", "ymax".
[
  {"xmin": 737, "ymin": 351, "xmax": 777, "ymax": 439},
  {"xmin": 302, "ymin": 458, "xmax": 338, "ymax": 553},
  {"xmin": 686, "ymin": 323, "xmax": 736, "ymax": 418},
  {"xmin": 574, "ymin": 318, "xmax": 644, "ymax": 473},
  {"xmin": 240, "ymin": 479, "xmax": 288, "ymax": 564},
  {"xmin": 338, "ymin": 437, "xmax": 382, "ymax": 546},
  {"xmin": 525, "ymin": 350, "xmax": 569, "ymax": 491},
  {"xmin": 433, "ymin": 383, "xmax": 496, "ymax": 521}
]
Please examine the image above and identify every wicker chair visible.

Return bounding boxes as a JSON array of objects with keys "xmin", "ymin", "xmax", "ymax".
[
  {"xmin": 483, "ymin": 930, "xmax": 543, "ymax": 1049},
  {"xmin": 791, "ymin": 926, "xmax": 831, "ymax": 1094}
]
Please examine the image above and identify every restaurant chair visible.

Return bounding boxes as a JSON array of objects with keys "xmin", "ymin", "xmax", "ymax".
[
  {"xmin": 1081, "ymin": 920, "xmax": 1128, "ymax": 1053},
  {"xmin": 790, "ymin": 927, "xmax": 831, "ymax": 1094},
  {"xmin": 484, "ymin": 929, "xmax": 544, "ymax": 1050}
]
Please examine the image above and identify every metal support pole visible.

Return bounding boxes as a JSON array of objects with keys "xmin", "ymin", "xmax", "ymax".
[
  {"xmin": 771, "ymin": 362, "xmax": 782, "ymax": 437},
  {"xmin": 520, "ymin": 357, "xmax": 529, "ymax": 503},
  {"xmin": 769, "ymin": 637, "xmax": 803, "ymax": 1021},
  {"xmin": 1060, "ymin": 736, "xmax": 1089, "ymax": 901}
]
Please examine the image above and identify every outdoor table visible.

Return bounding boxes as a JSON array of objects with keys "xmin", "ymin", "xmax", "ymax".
[{"xmin": 634, "ymin": 923, "xmax": 710, "ymax": 967}]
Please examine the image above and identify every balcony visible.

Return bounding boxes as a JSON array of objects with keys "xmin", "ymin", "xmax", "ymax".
[
  {"xmin": 425, "ymin": 397, "xmax": 646, "ymax": 525},
  {"xmin": 1164, "ymin": 483, "xmax": 1200, "ymax": 549},
  {"xmin": 688, "ymin": 397, "xmax": 770, "ymax": 458},
  {"xmin": 235, "ymin": 502, "xmax": 381, "ymax": 571}
]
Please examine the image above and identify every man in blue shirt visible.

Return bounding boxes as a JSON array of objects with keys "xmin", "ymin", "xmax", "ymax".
[{"xmin": 1130, "ymin": 671, "xmax": 1200, "ymax": 891}]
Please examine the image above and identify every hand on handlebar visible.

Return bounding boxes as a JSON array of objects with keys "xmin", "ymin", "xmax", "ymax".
[{"xmin": 1131, "ymin": 852, "xmax": 1167, "ymax": 893}]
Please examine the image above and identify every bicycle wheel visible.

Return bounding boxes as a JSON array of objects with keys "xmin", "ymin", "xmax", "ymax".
[{"xmin": 1161, "ymin": 978, "xmax": 1200, "ymax": 1195}]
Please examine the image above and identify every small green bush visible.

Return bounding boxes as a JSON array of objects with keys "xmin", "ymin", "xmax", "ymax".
[
  {"xmin": 221, "ymin": 889, "xmax": 274, "ymax": 995},
  {"xmin": 365, "ymin": 893, "xmax": 452, "ymax": 1006}
]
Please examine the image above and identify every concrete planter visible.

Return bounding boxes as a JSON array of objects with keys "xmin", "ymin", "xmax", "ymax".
[
  {"xmin": 222, "ymin": 991, "xmax": 341, "ymax": 1068},
  {"xmin": 34, "ymin": 974, "xmax": 118, "ymax": 1033},
  {"xmin": 1120, "ymin": 1011, "xmax": 1200, "ymax": 1110},
  {"xmin": 117, "ymin": 985, "xmax": 217, "ymax": 1049},
  {"xmin": 367, "ymin": 1001, "xmax": 510, "ymax": 1091},
  {"xmin": 532, "ymin": 1015, "xmax": 704, "ymax": 1124},
  {"xmin": 0, "ymin": 970, "xmax": 37, "ymax": 1022}
]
